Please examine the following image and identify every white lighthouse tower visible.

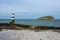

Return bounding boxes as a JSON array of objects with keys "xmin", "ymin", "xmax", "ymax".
[
  {"xmin": 11, "ymin": 13, "xmax": 14, "ymax": 20},
  {"xmin": 10, "ymin": 13, "xmax": 15, "ymax": 24}
]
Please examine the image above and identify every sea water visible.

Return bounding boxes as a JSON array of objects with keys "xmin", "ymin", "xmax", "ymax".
[{"xmin": 0, "ymin": 19, "xmax": 60, "ymax": 27}]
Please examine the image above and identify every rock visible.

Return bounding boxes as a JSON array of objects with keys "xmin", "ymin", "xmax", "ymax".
[
  {"xmin": 30, "ymin": 26, "xmax": 38, "ymax": 29},
  {"xmin": 0, "ymin": 30, "xmax": 60, "ymax": 40}
]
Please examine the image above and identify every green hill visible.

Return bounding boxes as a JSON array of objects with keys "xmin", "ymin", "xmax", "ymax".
[{"xmin": 37, "ymin": 16, "xmax": 55, "ymax": 20}]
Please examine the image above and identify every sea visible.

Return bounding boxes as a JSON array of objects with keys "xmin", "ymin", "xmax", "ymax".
[{"xmin": 0, "ymin": 19, "xmax": 60, "ymax": 27}]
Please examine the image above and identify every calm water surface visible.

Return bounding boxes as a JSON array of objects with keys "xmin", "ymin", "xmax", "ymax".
[{"xmin": 0, "ymin": 19, "xmax": 60, "ymax": 27}]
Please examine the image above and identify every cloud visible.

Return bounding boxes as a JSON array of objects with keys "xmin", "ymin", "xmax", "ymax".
[
  {"xmin": 0, "ymin": 0, "xmax": 60, "ymax": 19},
  {"xmin": 0, "ymin": 5, "xmax": 29, "ymax": 13},
  {"xmin": 0, "ymin": 0, "xmax": 60, "ymax": 13},
  {"xmin": 22, "ymin": 0, "xmax": 60, "ymax": 13}
]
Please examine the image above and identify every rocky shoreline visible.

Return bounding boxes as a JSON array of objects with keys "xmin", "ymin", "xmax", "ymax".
[
  {"xmin": 0, "ymin": 23, "xmax": 60, "ymax": 30},
  {"xmin": 0, "ymin": 30, "xmax": 60, "ymax": 40},
  {"xmin": 0, "ymin": 23, "xmax": 60, "ymax": 40}
]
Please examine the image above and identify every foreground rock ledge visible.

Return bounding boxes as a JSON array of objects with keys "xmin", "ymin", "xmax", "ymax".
[{"xmin": 0, "ymin": 30, "xmax": 60, "ymax": 40}]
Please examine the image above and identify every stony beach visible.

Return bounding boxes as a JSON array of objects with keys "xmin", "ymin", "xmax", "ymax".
[{"xmin": 0, "ymin": 30, "xmax": 60, "ymax": 40}]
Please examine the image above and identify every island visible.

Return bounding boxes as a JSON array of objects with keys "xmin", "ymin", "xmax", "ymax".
[{"xmin": 37, "ymin": 16, "xmax": 55, "ymax": 20}]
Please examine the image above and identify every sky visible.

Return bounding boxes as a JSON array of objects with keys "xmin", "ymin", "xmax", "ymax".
[{"xmin": 0, "ymin": 0, "xmax": 60, "ymax": 19}]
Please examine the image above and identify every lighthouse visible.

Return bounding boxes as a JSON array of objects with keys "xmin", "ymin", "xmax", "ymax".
[
  {"xmin": 10, "ymin": 13, "xmax": 15, "ymax": 24},
  {"xmin": 11, "ymin": 13, "xmax": 14, "ymax": 20}
]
